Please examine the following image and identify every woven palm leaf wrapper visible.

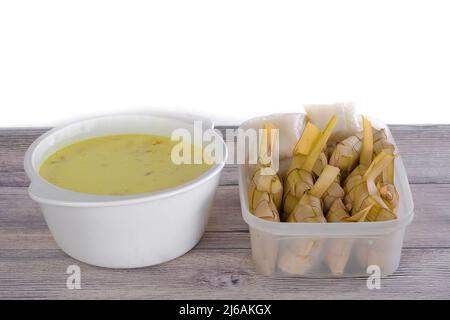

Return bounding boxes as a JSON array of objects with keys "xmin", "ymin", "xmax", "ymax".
[
  {"xmin": 283, "ymin": 116, "xmax": 337, "ymax": 219},
  {"xmin": 321, "ymin": 175, "xmax": 345, "ymax": 213},
  {"xmin": 343, "ymin": 116, "xmax": 373, "ymax": 211},
  {"xmin": 341, "ymin": 117, "xmax": 399, "ymax": 272},
  {"xmin": 329, "ymin": 133, "xmax": 363, "ymax": 180},
  {"xmin": 330, "ymin": 127, "xmax": 394, "ymax": 184},
  {"xmin": 352, "ymin": 127, "xmax": 399, "ymax": 270},
  {"xmin": 282, "ymin": 123, "xmax": 319, "ymax": 217},
  {"xmin": 373, "ymin": 128, "xmax": 399, "ymax": 213},
  {"xmin": 321, "ymin": 165, "xmax": 346, "ymax": 214},
  {"xmin": 345, "ymin": 151, "xmax": 397, "ymax": 221},
  {"xmin": 247, "ymin": 123, "xmax": 283, "ymax": 275},
  {"xmin": 248, "ymin": 123, "xmax": 283, "ymax": 222},
  {"xmin": 343, "ymin": 116, "xmax": 396, "ymax": 220},
  {"xmin": 325, "ymin": 200, "xmax": 372, "ymax": 275},
  {"xmin": 332, "ymin": 119, "xmax": 392, "ymax": 274},
  {"xmin": 277, "ymin": 165, "xmax": 340, "ymax": 275}
]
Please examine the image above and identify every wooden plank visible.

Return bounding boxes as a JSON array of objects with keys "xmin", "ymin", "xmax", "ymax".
[
  {"xmin": 0, "ymin": 248, "xmax": 448, "ymax": 299},
  {"xmin": 0, "ymin": 184, "xmax": 449, "ymax": 249},
  {"xmin": 1, "ymin": 125, "xmax": 450, "ymax": 186},
  {"xmin": 391, "ymin": 125, "xmax": 450, "ymax": 184},
  {"xmin": 404, "ymin": 184, "xmax": 450, "ymax": 248}
]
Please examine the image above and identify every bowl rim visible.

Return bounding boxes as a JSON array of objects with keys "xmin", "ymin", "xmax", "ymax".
[{"xmin": 24, "ymin": 112, "xmax": 228, "ymax": 207}]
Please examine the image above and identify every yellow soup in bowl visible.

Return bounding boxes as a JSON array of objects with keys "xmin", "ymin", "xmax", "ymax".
[{"xmin": 39, "ymin": 134, "xmax": 212, "ymax": 195}]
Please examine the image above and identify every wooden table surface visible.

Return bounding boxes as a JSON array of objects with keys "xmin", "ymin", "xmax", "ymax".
[{"xmin": 1, "ymin": 125, "xmax": 449, "ymax": 299}]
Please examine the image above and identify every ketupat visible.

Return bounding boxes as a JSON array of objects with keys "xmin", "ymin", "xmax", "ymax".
[
  {"xmin": 248, "ymin": 183, "xmax": 281, "ymax": 221},
  {"xmin": 288, "ymin": 165, "xmax": 340, "ymax": 223},
  {"xmin": 328, "ymin": 120, "xmax": 395, "ymax": 184},
  {"xmin": 326, "ymin": 199, "xmax": 372, "ymax": 223},
  {"xmin": 373, "ymin": 128, "xmax": 399, "ymax": 213},
  {"xmin": 343, "ymin": 116, "xmax": 374, "ymax": 212},
  {"xmin": 325, "ymin": 199, "xmax": 372, "ymax": 275},
  {"xmin": 378, "ymin": 182, "xmax": 399, "ymax": 213},
  {"xmin": 373, "ymin": 128, "xmax": 395, "ymax": 155},
  {"xmin": 321, "ymin": 155, "xmax": 346, "ymax": 213},
  {"xmin": 248, "ymin": 123, "xmax": 283, "ymax": 222},
  {"xmin": 362, "ymin": 152, "xmax": 398, "ymax": 221},
  {"xmin": 346, "ymin": 126, "xmax": 398, "ymax": 270},
  {"xmin": 282, "ymin": 123, "xmax": 321, "ymax": 217},
  {"xmin": 343, "ymin": 117, "xmax": 397, "ymax": 221},
  {"xmin": 329, "ymin": 134, "xmax": 363, "ymax": 180},
  {"xmin": 324, "ymin": 118, "xmax": 399, "ymax": 275},
  {"xmin": 321, "ymin": 175, "xmax": 345, "ymax": 213},
  {"xmin": 310, "ymin": 123, "xmax": 345, "ymax": 214},
  {"xmin": 313, "ymin": 152, "xmax": 328, "ymax": 178},
  {"xmin": 278, "ymin": 165, "xmax": 340, "ymax": 275},
  {"xmin": 283, "ymin": 117, "xmax": 337, "ymax": 218}
]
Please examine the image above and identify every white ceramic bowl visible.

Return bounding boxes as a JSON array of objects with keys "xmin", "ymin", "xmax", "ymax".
[{"xmin": 24, "ymin": 113, "xmax": 227, "ymax": 268}]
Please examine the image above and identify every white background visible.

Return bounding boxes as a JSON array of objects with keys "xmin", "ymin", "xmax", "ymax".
[{"xmin": 1, "ymin": 0, "xmax": 449, "ymax": 127}]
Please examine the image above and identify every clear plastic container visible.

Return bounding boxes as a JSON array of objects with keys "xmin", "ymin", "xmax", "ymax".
[{"xmin": 238, "ymin": 115, "xmax": 414, "ymax": 277}]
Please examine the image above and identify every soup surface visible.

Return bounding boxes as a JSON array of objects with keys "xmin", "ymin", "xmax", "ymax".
[{"xmin": 39, "ymin": 134, "xmax": 212, "ymax": 195}]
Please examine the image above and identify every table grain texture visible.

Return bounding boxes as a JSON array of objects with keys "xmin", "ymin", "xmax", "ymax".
[{"xmin": 0, "ymin": 126, "xmax": 449, "ymax": 299}]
